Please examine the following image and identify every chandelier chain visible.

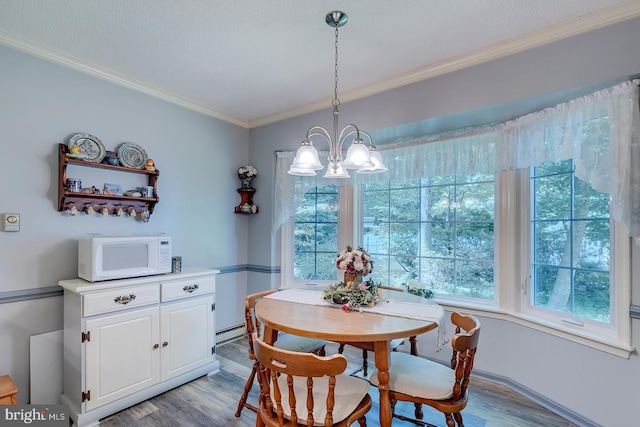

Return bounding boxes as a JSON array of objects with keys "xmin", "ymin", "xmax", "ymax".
[{"xmin": 333, "ymin": 25, "xmax": 340, "ymax": 108}]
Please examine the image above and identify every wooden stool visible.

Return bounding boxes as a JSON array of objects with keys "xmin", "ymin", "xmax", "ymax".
[{"xmin": 0, "ymin": 375, "xmax": 18, "ymax": 404}]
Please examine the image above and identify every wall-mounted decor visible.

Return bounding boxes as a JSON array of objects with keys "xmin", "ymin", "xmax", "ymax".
[
  {"xmin": 58, "ymin": 142, "xmax": 160, "ymax": 221},
  {"xmin": 235, "ymin": 165, "xmax": 258, "ymax": 214}
]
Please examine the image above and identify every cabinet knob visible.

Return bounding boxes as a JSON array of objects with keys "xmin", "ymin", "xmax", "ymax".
[
  {"xmin": 153, "ymin": 344, "xmax": 159, "ymax": 349},
  {"xmin": 182, "ymin": 284, "xmax": 199, "ymax": 293},
  {"xmin": 162, "ymin": 341, "xmax": 168, "ymax": 347}
]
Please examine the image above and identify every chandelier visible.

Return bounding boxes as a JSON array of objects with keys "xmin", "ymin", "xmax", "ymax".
[{"xmin": 287, "ymin": 11, "xmax": 387, "ymax": 178}]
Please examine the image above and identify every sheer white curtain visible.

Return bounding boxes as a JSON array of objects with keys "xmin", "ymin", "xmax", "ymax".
[
  {"xmin": 273, "ymin": 151, "xmax": 351, "ymax": 235},
  {"xmin": 274, "ymin": 79, "xmax": 640, "ymax": 243}
]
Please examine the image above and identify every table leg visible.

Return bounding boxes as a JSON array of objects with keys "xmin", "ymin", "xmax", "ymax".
[
  {"xmin": 262, "ymin": 326, "xmax": 278, "ymax": 345},
  {"xmin": 374, "ymin": 341, "xmax": 392, "ymax": 427}
]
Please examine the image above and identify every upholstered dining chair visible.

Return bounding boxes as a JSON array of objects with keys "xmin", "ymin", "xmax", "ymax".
[
  {"xmin": 369, "ymin": 312, "xmax": 481, "ymax": 427},
  {"xmin": 235, "ymin": 290, "xmax": 329, "ymax": 417},
  {"xmin": 338, "ymin": 285, "xmax": 414, "ymax": 377},
  {"xmin": 252, "ymin": 332, "xmax": 372, "ymax": 427}
]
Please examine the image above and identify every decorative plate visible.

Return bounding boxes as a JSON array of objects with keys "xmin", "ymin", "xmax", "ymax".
[
  {"xmin": 67, "ymin": 133, "xmax": 106, "ymax": 163},
  {"xmin": 117, "ymin": 142, "xmax": 148, "ymax": 169}
]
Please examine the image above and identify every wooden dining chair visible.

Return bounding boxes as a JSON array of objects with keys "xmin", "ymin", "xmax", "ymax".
[
  {"xmin": 369, "ymin": 312, "xmax": 481, "ymax": 427},
  {"xmin": 252, "ymin": 332, "xmax": 372, "ymax": 427},
  {"xmin": 338, "ymin": 285, "xmax": 413, "ymax": 377},
  {"xmin": 235, "ymin": 290, "xmax": 329, "ymax": 417}
]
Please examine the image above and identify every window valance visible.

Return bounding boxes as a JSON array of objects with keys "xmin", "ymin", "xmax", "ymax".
[{"xmin": 275, "ymin": 80, "xmax": 640, "ymax": 244}]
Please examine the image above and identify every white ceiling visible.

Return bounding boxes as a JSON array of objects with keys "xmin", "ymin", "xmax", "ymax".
[{"xmin": 1, "ymin": 0, "xmax": 638, "ymax": 128}]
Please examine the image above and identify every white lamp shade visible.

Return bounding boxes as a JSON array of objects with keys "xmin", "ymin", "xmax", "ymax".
[
  {"xmin": 357, "ymin": 150, "xmax": 388, "ymax": 174},
  {"xmin": 288, "ymin": 166, "xmax": 317, "ymax": 176},
  {"xmin": 342, "ymin": 140, "xmax": 373, "ymax": 169},
  {"xmin": 291, "ymin": 144, "xmax": 323, "ymax": 170},
  {"xmin": 323, "ymin": 161, "xmax": 351, "ymax": 178}
]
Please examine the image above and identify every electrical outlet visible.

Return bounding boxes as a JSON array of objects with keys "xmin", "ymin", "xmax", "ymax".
[{"xmin": 2, "ymin": 213, "xmax": 20, "ymax": 231}]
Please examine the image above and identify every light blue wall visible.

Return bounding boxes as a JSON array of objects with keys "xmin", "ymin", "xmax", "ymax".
[
  {"xmin": 0, "ymin": 44, "xmax": 250, "ymax": 403},
  {"xmin": 247, "ymin": 16, "xmax": 640, "ymax": 427}
]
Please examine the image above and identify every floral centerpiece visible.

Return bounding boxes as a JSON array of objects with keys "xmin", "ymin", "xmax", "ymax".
[
  {"xmin": 323, "ymin": 278, "xmax": 383, "ymax": 311},
  {"xmin": 238, "ymin": 165, "xmax": 258, "ymax": 188},
  {"xmin": 323, "ymin": 245, "xmax": 381, "ymax": 311}
]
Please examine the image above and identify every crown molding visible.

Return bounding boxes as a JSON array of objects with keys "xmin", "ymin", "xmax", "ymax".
[
  {"xmin": 0, "ymin": 30, "xmax": 250, "ymax": 128},
  {"xmin": 248, "ymin": 1, "xmax": 640, "ymax": 128}
]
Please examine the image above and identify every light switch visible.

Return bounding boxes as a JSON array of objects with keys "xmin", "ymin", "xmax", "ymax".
[{"xmin": 2, "ymin": 213, "xmax": 20, "ymax": 232}]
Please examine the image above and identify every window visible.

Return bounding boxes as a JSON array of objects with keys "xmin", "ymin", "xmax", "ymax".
[
  {"xmin": 292, "ymin": 184, "xmax": 338, "ymax": 281},
  {"xmin": 528, "ymin": 160, "xmax": 611, "ymax": 324},
  {"xmin": 362, "ymin": 174, "xmax": 495, "ymax": 299}
]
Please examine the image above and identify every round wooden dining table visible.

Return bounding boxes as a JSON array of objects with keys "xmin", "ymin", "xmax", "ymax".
[{"xmin": 255, "ymin": 295, "xmax": 438, "ymax": 427}]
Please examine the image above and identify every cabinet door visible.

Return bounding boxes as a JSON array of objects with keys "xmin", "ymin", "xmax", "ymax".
[
  {"xmin": 160, "ymin": 295, "xmax": 214, "ymax": 381},
  {"xmin": 85, "ymin": 307, "xmax": 160, "ymax": 411}
]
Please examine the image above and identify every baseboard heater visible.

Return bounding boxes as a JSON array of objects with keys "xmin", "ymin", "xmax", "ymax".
[{"xmin": 216, "ymin": 322, "xmax": 246, "ymax": 345}]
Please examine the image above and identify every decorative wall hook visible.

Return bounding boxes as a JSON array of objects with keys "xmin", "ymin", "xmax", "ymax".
[
  {"xmin": 128, "ymin": 205, "xmax": 136, "ymax": 217},
  {"xmin": 99, "ymin": 204, "xmax": 109, "ymax": 216},
  {"xmin": 68, "ymin": 203, "xmax": 78, "ymax": 216},
  {"xmin": 114, "ymin": 205, "xmax": 124, "ymax": 217},
  {"xmin": 140, "ymin": 205, "xmax": 150, "ymax": 223},
  {"xmin": 84, "ymin": 204, "xmax": 94, "ymax": 215}
]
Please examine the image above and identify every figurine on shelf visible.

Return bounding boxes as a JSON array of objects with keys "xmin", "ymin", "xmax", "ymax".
[
  {"xmin": 67, "ymin": 203, "xmax": 78, "ymax": 216},
  {"xmin": 145, "ymin": 159, "xmax": 156, "ymax": 172},
  {"xmin": 66, "ymin": 144, "xmax": 83, "ymax": 160}
]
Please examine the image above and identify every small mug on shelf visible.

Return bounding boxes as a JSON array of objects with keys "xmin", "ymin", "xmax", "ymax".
[
  {"xmin": 139, "ymin": 186, "xmax": 154, "ymax": 198},
  {"xmin": 66, "ymin": 178, "xmax": 81, "ymax": 193}
]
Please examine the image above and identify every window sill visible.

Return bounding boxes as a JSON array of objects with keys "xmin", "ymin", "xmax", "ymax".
[{"xmin": 434, "ymin": 298, "xmax": 635, "ymax": 359}]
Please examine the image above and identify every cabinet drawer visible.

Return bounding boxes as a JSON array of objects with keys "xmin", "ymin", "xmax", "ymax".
[
  {"xmin": 161, "ymin": 276, "xmax": 215, "ymax": 302},
  {"xmin": 83, "ymin": 286, "xmax": 159, "ymax": 317}
]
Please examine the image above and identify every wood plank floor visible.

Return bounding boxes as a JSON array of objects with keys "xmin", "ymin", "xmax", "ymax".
[{"xmin": 98, "ymin": 338, "xmax": 579, "ymax": 427}]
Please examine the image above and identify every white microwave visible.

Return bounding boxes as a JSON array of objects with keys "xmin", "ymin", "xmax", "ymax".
[{"xmin": 78, "ymin": 235, "xmax": 172, "ymax": 282}]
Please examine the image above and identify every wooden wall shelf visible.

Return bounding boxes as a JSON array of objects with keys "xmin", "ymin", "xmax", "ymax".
[
  {"xmin": 57, "ymin": 143, "xmax": 160, "ymax": 219},
  {"xmin": 235, "ymin": 188, "xmax": 258, "ymax": 214}
]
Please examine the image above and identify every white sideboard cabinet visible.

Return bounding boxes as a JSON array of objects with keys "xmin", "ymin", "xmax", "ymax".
[{"xmin": 59, "ymin": 267, "xmax": 220, "ymax": 427}]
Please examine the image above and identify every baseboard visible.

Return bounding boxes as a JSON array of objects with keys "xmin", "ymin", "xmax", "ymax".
[
  {"xmin": 473, "ymin": 369, "xmax": 598, "ymax": 427},
  {"xmin": 216, "ymin": 322, "xmax": 245, "ymax": 345}
]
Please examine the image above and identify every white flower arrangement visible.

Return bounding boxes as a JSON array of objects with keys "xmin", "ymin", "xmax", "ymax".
[{"xmin": 238, "ymin": 165, "xmax": 258, "ymax": 180}]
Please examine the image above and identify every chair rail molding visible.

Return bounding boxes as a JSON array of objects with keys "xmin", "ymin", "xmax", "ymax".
[{"xmin": 0, "ymin": 286, "xmax": 63, "ymax": 304}]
